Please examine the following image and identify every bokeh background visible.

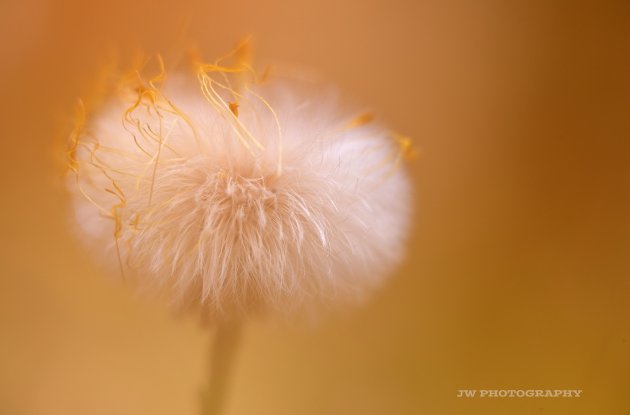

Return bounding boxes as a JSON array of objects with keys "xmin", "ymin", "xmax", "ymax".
[{"xmin": 1, "ymin": 0, "xmax": 629, "ymax": 414}]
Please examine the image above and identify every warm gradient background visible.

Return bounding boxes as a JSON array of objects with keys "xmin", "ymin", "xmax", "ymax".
[{"xmin": 1, "ymin": 0, "xmax": 629, "ymax": 414}]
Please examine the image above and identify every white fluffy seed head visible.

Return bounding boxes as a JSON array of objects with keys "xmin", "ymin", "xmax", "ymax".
[{"xmin": 67, "ymin": 54, "xmax": 412, "ymax": 319}]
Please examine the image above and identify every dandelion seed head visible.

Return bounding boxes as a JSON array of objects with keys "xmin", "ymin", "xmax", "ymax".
[{"xmin": 67, "ymin": 45, "xmax": 413, "ymax": 319}]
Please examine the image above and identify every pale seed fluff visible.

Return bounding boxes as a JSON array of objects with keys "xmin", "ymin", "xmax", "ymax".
[{"xmin": 67, "ymin": 51, "xmax": 413, "ymax": 318}]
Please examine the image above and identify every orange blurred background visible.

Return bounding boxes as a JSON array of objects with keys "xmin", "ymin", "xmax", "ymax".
[{"xmin": 1, "ymin": 0, "xmax": 630, "ymax": 414}]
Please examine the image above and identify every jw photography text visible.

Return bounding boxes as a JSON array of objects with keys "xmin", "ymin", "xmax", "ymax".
[{"xmin": 457, "ymin": 389, "xmax": 582, "ymax": 398}]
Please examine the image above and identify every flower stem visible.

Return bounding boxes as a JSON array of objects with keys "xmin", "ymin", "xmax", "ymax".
[{"xmin": 201, "ymin": 321, "xmax": 241, "ymax": 415}]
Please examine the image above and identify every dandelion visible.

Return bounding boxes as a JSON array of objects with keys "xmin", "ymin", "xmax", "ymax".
[{"xmin": 66, "ymin": 41, "xmax": 413, "ymax": 414}]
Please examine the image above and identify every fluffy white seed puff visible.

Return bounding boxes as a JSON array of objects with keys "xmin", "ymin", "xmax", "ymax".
[{"xmin": 68, "ymin": 70, "xmax": 412, "ymax": 318}]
